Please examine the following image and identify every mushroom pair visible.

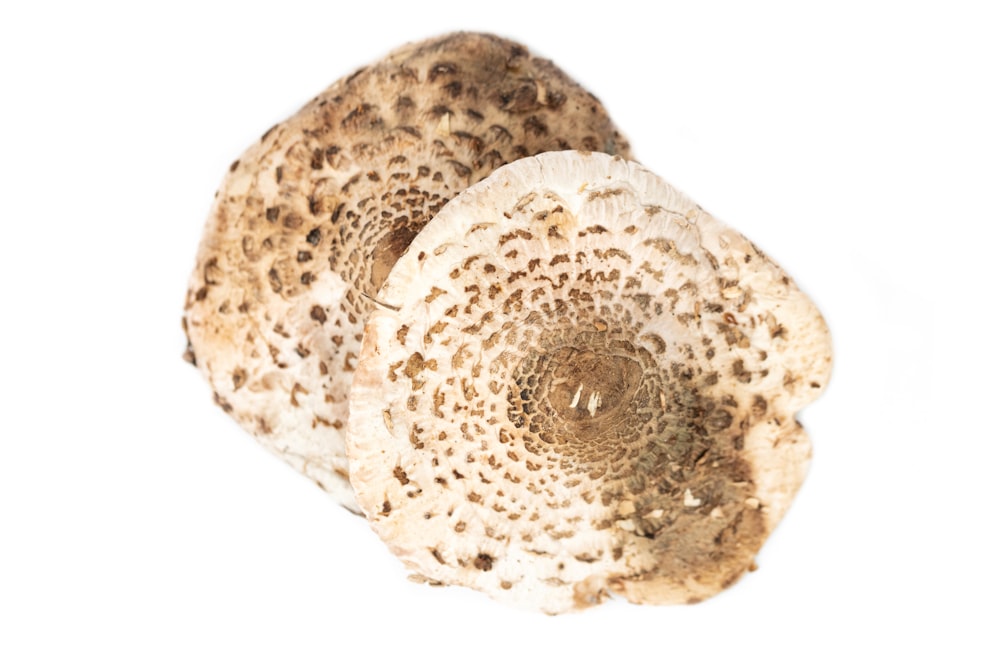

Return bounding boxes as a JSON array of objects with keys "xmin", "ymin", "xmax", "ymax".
[{"xmin": 184, "ymin": 33, "xmax": 832, "ymax": 613}]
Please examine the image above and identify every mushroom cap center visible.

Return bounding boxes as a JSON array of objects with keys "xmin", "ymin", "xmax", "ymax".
[
  {"xmin": 545, "ymin": 348, "xmax": 643, "ymax": 424},
  {"xmin": 513, "ymin": 341, "xmax": 650, "ymax": 444}
]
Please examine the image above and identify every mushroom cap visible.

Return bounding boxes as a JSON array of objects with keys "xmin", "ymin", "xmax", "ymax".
[
  {"xmin": 183, "ymin": 33, "xmax": 632, "ymax": 509},
  {"xmin": 347, "ymin": 151, "xmax": 832, "ymax": 612}
]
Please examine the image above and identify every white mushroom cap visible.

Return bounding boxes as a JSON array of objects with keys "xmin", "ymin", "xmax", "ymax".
[
  {"xmin": 182, "ymin": 34, "xmax": 632, "ymax": 509},
  {"xmin": 347, "ymin": 151, "xmax": 832, "ymax": 612}
]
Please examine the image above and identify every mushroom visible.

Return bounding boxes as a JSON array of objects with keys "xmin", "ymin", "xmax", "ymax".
[
  {"xmin": 183, "ymin": 34, "xmax": 632, "ymax": 510},
  {"xmin": 347, "ymin": 151, "xmax": 832, "ymax": 612}
]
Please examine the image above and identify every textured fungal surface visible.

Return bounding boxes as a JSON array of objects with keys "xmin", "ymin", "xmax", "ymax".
[
  {"xmin": 348, "ymin": 151, "xmax": 832, "ymax": 612},
  {"xmin": 182, "ymin": 33, "xmax": 632, "ymax": 508}
]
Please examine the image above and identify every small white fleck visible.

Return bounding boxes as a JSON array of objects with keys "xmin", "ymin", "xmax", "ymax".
[
  {"xmin": 643, "ymin": 508, "xmax": 664, "ymax": 519},
  {"xmin": 569, "ymin": 384, "xmax": 583, "ymax": 409},
  {"xmin": 745, "ymin": 497, "xmax": 761, "ymax": 509},
  {"xmin": 709, "ymin": 507, "xmax": 724, "ymax": 519},
  {"xmin": 435, "ymin": 112, "xmax": 451, "ymax": 137},
  {"xmin": 683, "ymin": 488, "xmax": 702, "ymax": 507},
  {"xmin": 616, "ymin": 519, "xmax": 636, "ymax": 532},
  {"xmin": 586, "ymin": 391, "xmax": 601, "ymax": 417}
]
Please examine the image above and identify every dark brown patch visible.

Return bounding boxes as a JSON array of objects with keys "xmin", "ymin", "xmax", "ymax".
[
  {"xmin": 393, "ymin": 466, "xmax": 410, "ymax": 485},
  {"xmin": 213, "ymin": 392, "xmax": 233, "ymax": 413},
  {"xmin": 370, "ymin": 224, "xmax": 420, "ymax": 293},
  {"xmin": 523, "ymin": 115, "xmax": 548, "ymax": 137}
]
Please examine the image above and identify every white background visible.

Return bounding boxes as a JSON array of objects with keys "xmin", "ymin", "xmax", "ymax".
[{"xmin": 2, "ymin": 1, "xmax": 997, "ymax": 665}]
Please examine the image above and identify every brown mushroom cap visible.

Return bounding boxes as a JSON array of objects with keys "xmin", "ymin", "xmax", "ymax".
[
  {"xmin": 182, "ymin": 34, "xmax": 632, "ymax": 509},
  {"xmin": 347, "ymin": 151, "xmax": 832, "ymax": 612}
]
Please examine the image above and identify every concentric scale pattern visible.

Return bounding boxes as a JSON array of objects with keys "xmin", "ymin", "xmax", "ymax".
[{"xmin": 348, "ymin": 151, "xmax": 832, "ymax": 612}]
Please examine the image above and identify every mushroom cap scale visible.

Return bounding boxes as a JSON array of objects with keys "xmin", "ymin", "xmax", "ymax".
[
  {"xmin": 347, "ymin": 150, "xmax": 832, "ymax": 612},
  {"xmin": 182, "ymin": 33, "xmax": 632, "ymax": 509}
]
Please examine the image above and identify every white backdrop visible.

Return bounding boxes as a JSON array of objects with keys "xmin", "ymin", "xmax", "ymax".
[{"xmin": 2, "ymin": 1, "xmax": 996, "ymax": 665}]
